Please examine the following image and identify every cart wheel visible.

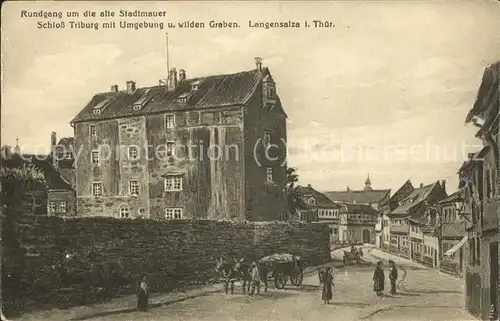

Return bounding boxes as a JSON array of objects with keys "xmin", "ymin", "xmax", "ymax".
[
  {"xmin": 291, "ymin": 270, "xmax": 304, "ymax": 285},
  {"xmin": 274, "ymin": 273, "xmax": 287, "ymax": 289}
]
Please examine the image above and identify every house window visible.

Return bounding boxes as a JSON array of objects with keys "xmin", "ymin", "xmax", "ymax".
[
  {"xmin": 92, "ymin": 182, "xmax": 102, "ymax": 196},
  {"xmin": 93, "ymin": 109, "xmax": 101, "ymax": 115},
  {"xmin": 165, "ymin": 208, "xmax": 183, "ymax": 219},
  {"xmin": 164, "ymin": 175, "xmax": 183, "ymax": 191},
  {"xmin": 264, "ymin": 130, "xmax": 271, "ymax": 147},
  {"xmin": 165, "ymin": 114, "xmax": 175, "ymax": 129},
  {"xmin": 129, "ymin": 147, "xmax": 138, "ymax": 160},
  {"xmin": 91, "ymin": 150, "xmax": 99, "ymax": 164},
  {"xmin": 119, "ymin": 206, "xmax": 129, "ymax": 218},
  {"xmin": 57, "ymin": 201, "xmax": 67, "ymax": 213},
  {"xmin": 89, "ymin": 125, "xmax": 97, "ymax": 137},
  {"xmin": 49, "ymin": 201, "xmax": 56, "ymax": 212},
  {"xmin": 265, "ymin": 167, "xmax": 273, "ymax": 183},
  {"xmin": 65, "ymin": 151, "xmax": 72, "ymax": 159},
  {"xmin": 267, "ymin": 86, "xmax": 275, "ymax": 99},
  {"xmin": 129, "ymin": 180, "xmax": 139, "ymax": 195},
  {"xmin": 166, "ymin": 142, "xmax": 175, "ymax": 157}
]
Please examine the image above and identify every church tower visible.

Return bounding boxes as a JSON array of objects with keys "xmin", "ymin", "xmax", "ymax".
[
  {"xmin": 13, "ymin": 138, "xmax": 21, "ymax": 155},
  {"xmin": 364, "ymin": 173, "xmax": 373, "ymax": 191}
]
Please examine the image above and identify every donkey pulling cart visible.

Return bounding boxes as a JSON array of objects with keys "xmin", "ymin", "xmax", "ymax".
[{"xmin": 259, "ymin": 253, "xmax": 305, "ymax": 289}]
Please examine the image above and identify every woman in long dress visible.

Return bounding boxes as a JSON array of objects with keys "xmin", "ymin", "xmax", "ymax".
[
  {"xmin": 373, "ymin": 261, "xmax": 385, "ymax": 296},
  {"xmin": 321, "ymin": 267, "xmax": 334, "ymax": 304},
  {"xmin": 137, "ymin": 273, "xmax": 149, "ymax": 311}
]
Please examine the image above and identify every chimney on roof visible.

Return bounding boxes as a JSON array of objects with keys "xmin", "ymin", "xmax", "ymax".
[
  {"xmin": 307, "ymin": 184, "xmax": 311, "ymax": 188},
  {"xmin": 346, "ymin": 186, "xmax": 350, "ymax": 191},
  {"xmin": 255, "ymin": 57, "xmax": 262, "ymax": 71},
  {"xmin": 126, "ymin": 81, "xmax": 136, "ymax": 94},
  {"xmin": 168, "ymin": 68, "xmax": 178, "ymax": 90},
  {"xmin": 111, "ymin": 85, "xmax": 119, "ymax": 93},
  {"xmin": 420, "ymin": 183, "xmax": 424, "ymax": 188},
  {"xmin": 51, "ymin": 132, "xmax": 57, "ymax": 149},
  {"xmin": 178, "ymin": 69, "xmax": 186, "ymax": 81},
  {"xmin": 441, "ymin": 180, "xmax": 446, "ymax": 194}
]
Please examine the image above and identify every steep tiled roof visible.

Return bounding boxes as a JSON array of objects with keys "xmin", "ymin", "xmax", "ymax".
[
  {"xmin": 465, "ymin": 61, "xmax": 500, "ymax": 124},
  {"xmin": 71, "ymin": 68, "xmax": 275, "ymax": 123},
  {"xmin": 390, "ymin": 180, "xmax": 415, "ymax": 211},
  {"xmin": 324, "ymin": 189, "xmax": 390, "ymax": 205},
  {"xmin": 296, "ymin": 185, "xmax": 340, "ymax": 209},
  {"xmin": 437, "ymin": 191, "xmax": 461, "ymax": 204},
  {"xmin": 390, "ymin": 181, "xmax": 441, "ymax": 216},
  {"xmin": 340, "ymin": 203, "xmax": 378, "ymax": 215}
]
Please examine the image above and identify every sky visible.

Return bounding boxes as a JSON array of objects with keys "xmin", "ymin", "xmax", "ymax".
[{"xmin": 2, "ymin": 1, "xmax": 500, "ymax": 193}]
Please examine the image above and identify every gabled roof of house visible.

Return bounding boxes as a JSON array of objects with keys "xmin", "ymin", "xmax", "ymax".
[
  {"xmin": 465, "ymin": 61, "xmax": 500, "ymax": 124},
  {"xmin": 324, "ymin": 189, "xmax": 391, "ymax": 205},
  {"xmin": 4, "ymin": 154, "xmax": 73, "ymax": 190},
  {"xmin": 437, "ymin": 191, "xmax": 461, "ymax": 204},
  {"xmin": 390, "ymin": 181, "xmax": 442, "ymax": 216},
  {"xmin": 57, "ymin": 137, "xmax": 75, "ymax": 147},
  {"xmin": 340, "ymin": 203, "xmax": 378, "ymax": 215},
  {"xmin": 296, "ymin": 185, "xmax": 341, "ymax": 209},
  {"xmin": 71, "ymin": 68, "xmax": 286, "ymax": 123},
  {"xmin": 390, "ymin": 179, "xmax": 415, "ymax": 211}
]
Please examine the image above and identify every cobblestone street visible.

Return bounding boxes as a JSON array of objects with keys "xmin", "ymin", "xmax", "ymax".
[{"xmin": 67, "ymin": 246, "xmax": 474, "ymax": 321}]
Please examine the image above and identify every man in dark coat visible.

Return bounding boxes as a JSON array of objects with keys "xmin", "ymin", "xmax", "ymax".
[
  {"xmin": 373, "ymin": 261, "xmax": 385, "ymax": 296},
  {"xmin": 389, "ymin": 260, "xmax": 398, "ymax": 294},
  {"xmin": 137, "ymin": 273, "xmax": 149, "ymax": 311}
]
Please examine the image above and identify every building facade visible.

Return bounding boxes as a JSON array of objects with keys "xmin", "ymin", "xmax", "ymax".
[
  {"xmin": 338, "ymin": 203, "xmax": 378, "ymax": 244},
  {"xmin": 460, "ymin": 61, "xmax": 499, "ymax": 320},
  {"xmin": 382, "ymin": 180, "xmax": 414, "ymax": 249},
  {"xmin": 437, "ymin": 192, "xmax": 467, "ymax": 276},
  {"xmin": 70, "ymin": 59, "xmax": 287, "ymax": 221},
  {"xmin": 387, "ymin": 181, "xmax": 447, "ymax": 259},
  {"xmin": 296, "ymin": 184, "xmax": 341, "ymax": 242}
]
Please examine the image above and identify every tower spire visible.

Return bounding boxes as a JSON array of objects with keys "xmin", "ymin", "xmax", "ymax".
[
  {"xmin": 14, "ymin": 137, "xmax": 20, "ymax": 154},
  {"xmin": 364, "ymin": 173, "xmax": 372, "ymax": 191}
]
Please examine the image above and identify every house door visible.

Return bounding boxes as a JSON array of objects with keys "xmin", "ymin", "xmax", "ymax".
[
  {"xmin": 490, "ymin": 242, "xmax": 498, "ymax": 320},
  {"xmin": 362, "ymin": 229, "xmax": 371, "ymax": 243}
]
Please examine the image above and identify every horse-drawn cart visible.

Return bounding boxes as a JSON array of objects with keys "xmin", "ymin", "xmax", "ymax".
[
  {"xmin": 343, "ymin": 250, "xmax": 362, "ymax": 264},
  {"xmin": 259, "ymin": 253, "xmax": 305, "ymax": 289}
]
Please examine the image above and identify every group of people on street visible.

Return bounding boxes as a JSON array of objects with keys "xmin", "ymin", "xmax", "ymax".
[
  {"xmin": 135, "ymin": 255, "xmax": 401, "ymax": 311},
  {"xmin": 373, "ymin": 260, "xmax": 398, "ymax": 296}
]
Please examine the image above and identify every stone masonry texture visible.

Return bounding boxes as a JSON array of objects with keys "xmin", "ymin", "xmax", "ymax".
[{"xmin": 6, "ymin": 216, "xmax": 331, "ymax": 313}]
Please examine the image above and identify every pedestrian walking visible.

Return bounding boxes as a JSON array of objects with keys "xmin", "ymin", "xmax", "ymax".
[
  {"xmin": 250, "ymin": 261, "xmax": 261, "ymax": 295},
  {"xmin": 389, "ymin": 260, "xmax": 398, "ymax": 294},
  {"xmin": 321, "ymin": 267, "xmax": 334, "ymax": 304},
  {"xmin": 137, "ymin": 273, "xmax": 149, "ymax": 311},
  {"xmin": 373, "ymin": 261, "xmax": 385, "ymax": 296}
]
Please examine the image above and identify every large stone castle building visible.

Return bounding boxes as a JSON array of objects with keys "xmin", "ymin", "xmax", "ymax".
[{"xmin": 70, "ymin": 58, "xmax": 287, "ymax": 221}]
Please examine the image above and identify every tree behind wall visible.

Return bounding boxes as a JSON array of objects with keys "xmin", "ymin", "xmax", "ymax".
[
  {"xmin": 1, "ymin": 157, "xmax": 46, "ymax": 316},
  {"xmin": 283, "ymin": 167, "xmax": 306, "ymax": 221}
]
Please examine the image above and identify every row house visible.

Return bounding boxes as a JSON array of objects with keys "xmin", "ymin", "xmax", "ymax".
[
  {"xmin": 295, "ymin": 184, "xmax": 341, "ymax": 241},
  {"xmin": 338, "ymin": 203, "xmax": 378, "ymax": 244},
  {"xmin": 325, "ymin": 174, "xmax": 391, "ymax": 246},
  {"xmin": 382, "ymin": 180, "xmax": 414, "ymax": 249},
  {"xmin": 437, "ymin": 192, "xmax": 467, "ymax": 276},
  {"xmin": 386, "ymin": 181, "xmax": 447, "ymax": 259},
  {"xmin": 70, "ymin": 58, "xmax": 288, "ymax": 221},
  {"xmin": 460, "ymin": 61, "xmax": 499, "ymax": 320}
]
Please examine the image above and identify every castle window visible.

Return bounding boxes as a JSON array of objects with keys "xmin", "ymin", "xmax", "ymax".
[
  {"xmin": 164, "ymin": 175, "xmax": 183, "ymax": 191},
  {"xmin": 58, "ymin": 201, "xmax": 67, "ymax": 213},
  {"xmin": 165, "ymin": 114, "xmax": 175, "ymax": 129},
  {"xmin": 92, "ymin": 182, "xmax": 102, "ymax": 197},
  {"xmin": 264, "ymin": 130, "xmax": 271, "ymax": 147},
  {"xmin": 119, "ymin": 206, "xmax": 130, "ymax": 218},
  {"xmin": 49, "ymin": 201, "xmax": 56, "ymax": 213},
  {"xmin": 265, "ymin": 167, "xmax": 273, "ymax": 183},
  {"xmin": 129, "ymin": 180, "xmax": 139, "ymax": 195},
  {"xmin": 128, "ymin": 147, "xmax": 138, "ymax": 160},
  {"xmin": 166, "ymin": 142, "xmax": 175, "ymax": 157},
  {"xmin": 165, "ymin": 208, "xmax": 183, "ymax": 220},
  {"xmin": 89, "ymin": 125, "xmax": 97, "ymax": 137},
  {"xmin": 93, "ymin": 110, "xmax": 101, "ymax": 115},
  {"xmin": 91, "ymin": 150, "xmax": 100, "ymax": 165}
]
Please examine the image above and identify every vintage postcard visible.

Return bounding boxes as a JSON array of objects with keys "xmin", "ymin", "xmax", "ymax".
[{"xmin": 1, "ymin": 1, "xmax": 499, "ymax": 320}]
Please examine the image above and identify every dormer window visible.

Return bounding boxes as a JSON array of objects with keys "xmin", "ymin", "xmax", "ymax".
[
  {"xmin": 93, "ymin": 109, "xmax": 101, "ymax": 115},
  {"xmin": 176, "ymin": 92, "xmax": 192, "ymax": 104},
  {"xmin": 132, "ymin": 90, "xmax": 151, "ymax": 110},
  {"xmin": 308, "ymin": 197, "xmax": 316, "ymax": 205},
  {"xmin": 191, "ymin": 80, "xmax": 201, "ymax": 91}
]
